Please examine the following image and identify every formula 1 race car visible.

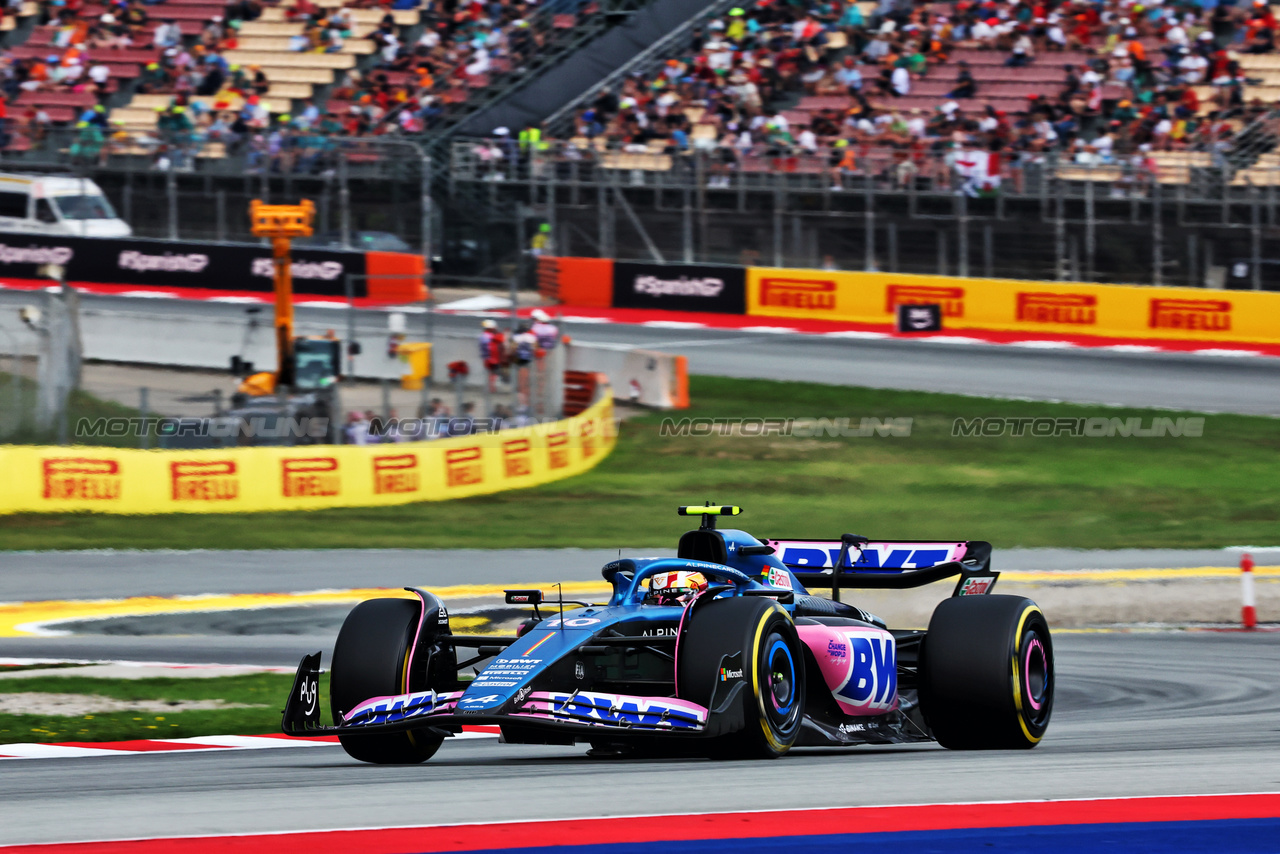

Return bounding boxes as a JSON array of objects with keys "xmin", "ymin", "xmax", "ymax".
[{"xmin": 282, "ymin": 506, "xmax": 1053, "ymax": 762}]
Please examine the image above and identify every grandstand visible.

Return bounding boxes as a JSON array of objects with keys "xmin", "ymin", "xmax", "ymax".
[
  {"xmin": 0, "ymin": 0, "xmax": 606, "ymax": 162},
  {"xmin": 2, "ymin": 0, "xmax": 1277, "ymax": 181},
  {"xmin": 500, "ymin": 0, "xmax": 1280, "ymax": 191}
]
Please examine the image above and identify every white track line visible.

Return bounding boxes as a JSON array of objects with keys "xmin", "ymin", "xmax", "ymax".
[
  {"xmin": 1192, "ymin": 349, "xmax": 1263, "ymax": 358},
  {"xmin": 640, "ymin": 321, "xmax": 709, "ymax": 329},
  {"xmin": 1008, "ymin": 340, "xmax": 1078, "ymax": 349},
  {"xmin": 0, "ymin": 730, "xmax": 498, "ymax": 760},
  {"xmin": 822, "ymin": 330, "xmax": 891, "ymax": 339}
]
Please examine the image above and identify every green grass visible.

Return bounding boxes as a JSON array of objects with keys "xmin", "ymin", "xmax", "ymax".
[
  {"xmin": 0, "ymin": 370, "xmax": 158, "ymax": 447},
  {"xmin": 0, "ymin": 673, "xmax": 327, "ymax": 745},
  {"xmin": 3, "ymin": 375, "xmax": 1278, "ymax": 550}
]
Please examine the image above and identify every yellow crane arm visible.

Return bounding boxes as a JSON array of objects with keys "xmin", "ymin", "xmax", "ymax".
[{"xmin": 248, "ymin": 199, "xmax": 315, "ymax": 391}]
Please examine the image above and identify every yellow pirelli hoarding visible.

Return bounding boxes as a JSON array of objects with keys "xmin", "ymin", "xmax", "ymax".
[
  {"xmin": 746, "ymin": 267, "xmax": 1280, "ymax": 344},
  {"xmin": 0, "ymin": 397, "xmax": 615, "ymax": 515}
]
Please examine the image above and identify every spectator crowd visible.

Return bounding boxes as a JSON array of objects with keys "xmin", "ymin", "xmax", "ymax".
[
  {"xmin": 542, "ymin": 0, "xmax": 1280, "ymax": 188},
  {"xmin": 0, "ymin": 0, "xmax": 597, "ymax": 166},
  {"xmin": 2, "ymin": 0, "xmax": 1278, "ymax": 181}
]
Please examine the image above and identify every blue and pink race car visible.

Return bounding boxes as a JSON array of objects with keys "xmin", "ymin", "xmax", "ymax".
[{"xmin": 282, "ymin": 505, "xmax": 1054, "ymax": 761}]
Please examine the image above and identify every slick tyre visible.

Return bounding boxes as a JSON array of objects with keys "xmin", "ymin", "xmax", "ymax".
[
  {"xmin": 678, "ymin": 597, "xmax": 805, "ymax": 759},
  {"xmin": 919, "ymin": 595, "xmax": 1053, "ymax": 750},
  {"xmin": 330, "ymin": 597, "xmax": 444, "ymax": 764}
]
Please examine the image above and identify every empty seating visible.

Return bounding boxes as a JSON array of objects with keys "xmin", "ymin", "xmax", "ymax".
[{"xmin": 223, "ymin": 50, "xmax": 356, "ymax": 69}]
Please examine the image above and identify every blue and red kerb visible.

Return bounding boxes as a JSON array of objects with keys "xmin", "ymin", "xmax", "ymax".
[{"xmin": 3, "ymin": 794, "xmax": 1277, "ymax": 853}]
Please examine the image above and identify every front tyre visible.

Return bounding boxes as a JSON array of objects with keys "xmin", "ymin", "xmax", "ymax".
[
  {"xmin": 678, "ymin": 597, "xmax": 805, "ymax": 759},
  {"xmin": 330, "ymin": 597, "xmax": 444, "ymax": 764},
  {"xmin": 919, "ymin": 595, "xmax": 1054, "ymax": 750}
]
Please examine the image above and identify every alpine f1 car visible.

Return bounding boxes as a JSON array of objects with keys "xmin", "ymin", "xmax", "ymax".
[{"xmin": 282, "ymin": 505, "xmax": 1053, "ymax": 761}]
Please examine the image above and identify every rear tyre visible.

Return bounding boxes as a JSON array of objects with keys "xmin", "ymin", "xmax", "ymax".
[
  {"xmin": 919, "ymin": 595, "xmax": 1053, "ymax": 750},
  {"xmin": 330, "ymin": 597, "xmax": 444, "ymax": 764},
  {"xmin": 678, "ymin": 597, "xmax": 805, "ymax": 759}
]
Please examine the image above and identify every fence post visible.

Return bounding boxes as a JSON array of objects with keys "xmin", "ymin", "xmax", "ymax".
[
  {"xmin": 140, "ymin": 386, "xmax": 149, "ymax": 449},
  {"xmin": 166, "ymin": 169, "xmax": 179, "ymax": 240},
  {"xmin": 421, "ymin": 151, "xmax": 433, "ymax": 261},
  {"xmin": 1251, "ymin": 185, "xmax": 1262, "ymax": 290},
  {"xmin": 1085, "ymin": 170, "xmax": 1096, "ymax": 281},
  {"xmin": 773, "ymin": 188, "xmax": 784, "ymax": 267},
  {"xmin": 344, "ymin": 273, "xmax": 357, "ymax": 377},
  {"xmin": 339, "ymin": 152, "xmax": 351, "ymax": 249},
  {"xmin": 864, "ymin": 174, "xmax": 876, "ymax": 272},
  {"xmin": 1152, "ymin": 179, "xmax": 1164, "ymax": 287},
  {"xmin": 1187, "ymin": 233, "xmax": 1198, "ymax": 288},
  {"xmin": 956, "ymin": 190, "xmax": 969, "ymax": 278},
  {"xmin": 1054, "ymin": 184, "xmax": 1066, "ymax": 281},
  {"xmin": 216, "ymin": 190, "xmax": 226, "ymax": 243},
  {"xmin": 983, "ymin": 222, "xmax": 994, "ymax": 278},
  {"xmin": 682, "ymin": 186, "xmax": 693, "ymax": 263},
  {"xmin": 597, "ymin": 183, "xmax": 608, "ymax": 258}
]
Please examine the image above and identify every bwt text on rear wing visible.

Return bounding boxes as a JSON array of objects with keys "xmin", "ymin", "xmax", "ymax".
[{"xmin": 762, "ymin": 536, "xmax": 996, "ymax": 596}]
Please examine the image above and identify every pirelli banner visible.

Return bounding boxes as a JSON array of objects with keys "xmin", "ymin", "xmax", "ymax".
[
  {"xmin": 746, "ymin": 268, "xmax": 1280, "ymax": 345},
  {"xmin": 0, "ymin": 398, "xmax": 614, "ymax": 515}
]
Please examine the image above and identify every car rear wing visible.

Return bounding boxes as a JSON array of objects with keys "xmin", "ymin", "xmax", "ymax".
[{"xmin": 762, "ymin": 536, "xmax": 996, "ymax": 596}]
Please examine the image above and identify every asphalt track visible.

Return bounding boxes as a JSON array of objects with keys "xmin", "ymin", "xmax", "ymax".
[
  {"xmin": 2, "ymin": 291, "xmax": 1279, "ymax": 414},
  {"xmin": 3, "ymin": 547, "xmax": 1278, "ymax": 665},
  {"xmin": 0, "ymin": 631, "xmax": 1277, "ymax": 845},
  {"xmin": 1, "ymin": 291, "xmax": 1278, "ymax": 844},
  {"xmin": 0, "ymin": 549, "xmax": 1277, "ymax": 845}
]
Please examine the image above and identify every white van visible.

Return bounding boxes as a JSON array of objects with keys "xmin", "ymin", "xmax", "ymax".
[{"xmin": 0, "ymin": 173, "xmax": 132, "ymax": 237}]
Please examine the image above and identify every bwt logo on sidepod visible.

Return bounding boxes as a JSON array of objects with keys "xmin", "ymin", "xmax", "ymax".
[
  {"xmin": 503, "ymin": 438, "xmax": 532, "ymax": 478},
  {"xmin": 547, "ymin": 431, "xmax": 570, "ymax": 470},
  {"xmin": 373, "ymin": 453, "xmax": 419, "ymax": 495},
  {"xmin": 170, "ymin": 460, "xmax": 238, "ymax": 501},
  {"xmin": 281, "ymin": 457, "xmax": 340, "ymax": 498},
  {"xmin": 1016, "ymin": 292, "xmax": 1097, "ymax": 325},
  {"xmin": 834, "ymin": 630, "xmax": 897, "ymax": 711},
  {"xmin": 445, "ymin": 447, "xmax": 484, "ymax": 487},
  {"xmin": 1148, "ymin": 298, "xmax": 1231, "ymax": 332},
  {"xmin": 885, "ymin": 285, "xmax": 965, "ymax": 318},
  {"xmin": 760, "ymin": 278, "xmax": 837, "ymax": 311},
  {"xmin": 42, "ymin": 458, "xmax": 122, "ymax": 500}
]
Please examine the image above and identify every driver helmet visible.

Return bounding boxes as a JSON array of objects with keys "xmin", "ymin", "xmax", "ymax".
[{"xmin": 645, "ymin": 570, "xmax": 707, "ymax": 606}]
